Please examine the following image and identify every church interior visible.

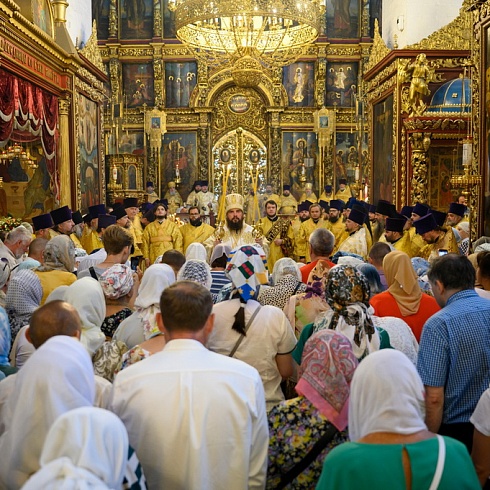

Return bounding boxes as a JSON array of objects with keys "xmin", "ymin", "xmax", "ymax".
[{"xmin": 0, "ymin": 0, "xmax": 488, "ymax": 234}]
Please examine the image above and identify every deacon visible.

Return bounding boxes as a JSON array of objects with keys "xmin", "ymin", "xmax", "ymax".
[
  {"xmin": 142, "ymin": 201, "xmax": 183, "ymax": 266},
  {"xmin": 180, "ymin": 206, "xmax": 215, "ymax": 253},
  {"xmin": 258, "ymin": 200, "xmax": 294, "ymax": 272}
]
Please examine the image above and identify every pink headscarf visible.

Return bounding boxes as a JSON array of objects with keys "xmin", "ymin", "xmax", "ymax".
[{"xmin": 296, "ymin": 330, "xmax": 358, "ymax": 431}]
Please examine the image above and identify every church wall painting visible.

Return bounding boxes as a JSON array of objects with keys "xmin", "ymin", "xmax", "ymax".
[
  {"xmin": 428, "ymin": 146, "xmax": 463, "ymax": 211},
  {"xmin": 326, "ymin": 62, "xmax": 358, "ymax": 108},
  {"xmin": 372, "ymin": 93, "xmax": 393, "ymax": 204},
  {"xmin": 119, "ymin": 0, "xmax": 154, "ymax": 39},
  {"xmin": 283, "ymin": 62, "xmax": 315, "ymax": 107},
  {"xmin": 163, "ymin": 0, "xmax": 177, "ymax": 38},
  {"xmin": 282, "ymin": 131, "xmax": 319, "ymax": 200},
  {"xmin": 165, "ymin": 62, "xmax": 198, "ymax": 108},
  {"xmin": 78, "ymin": 94, "xmax": 101, "ymax": 213},
  {"xmin": 326, "ymin": 0, "xmax": 359, "ymax": 39},
  {"xmin": 161, "ymin": 132, "xmax": 197, "ymax": 201},
  {"xmin": 333, "ymin": 132, "xmax": 367, "ymax": 186},
  {"xmin": 107, "ymin": 132, "xmax": 145, "ymax": 155},
  {"xmin": 122, "ymin": 63, "xmax": 154, "ymax": 108},
  {"xmin": 93, "ymin": 0, "xmax": 110, "ymax": 40}
]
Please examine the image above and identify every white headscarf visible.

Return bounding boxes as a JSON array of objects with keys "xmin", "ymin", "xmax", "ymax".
[
  {"xmin": 135, "ymin": 264, "xmax": 176, "ymax": 339},
  {"xmin": 45, "ymin": 285, "xmax": 70, "ymax": 303},
  {"xmin": 64, "ymin": 278, "xmax": 106, "ymax": 355},
  {"xmin": 0, "ymin": 336, "xmax": 95, "ymax": 488},
  {"xmin": 22, "ymin": 407, "xmax": 128, "ymax": 490},
  {"xmin": 185, "ymin": 242, "xmax": 207, "ymax": 261},
  {"xmin": 271, "ymin": 257, "xmax": 302, "ymax": 284},
  {"xmin": 348, "ymin": 349, "xmax": 427, "ymax": 442}
]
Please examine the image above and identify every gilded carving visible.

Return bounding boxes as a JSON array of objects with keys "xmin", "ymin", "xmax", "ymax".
[
  {"xmin": 198, "ymin": 127, "xmax": 209, "ymax": 179},
  {"xmin": 80, "ymin": 21, "xmax": 105, "ymax": 72},
  {"xmin": 361, "ymin": 0, "xmax": 369, "ymax": 38},
  {"xmin": 109, "ymin": 57, "xmax": 120, "ymax": 102},
  {"xmin": 270, "ymin": 127, "xmax": 281, "ymax": 188},
  {"xmin": 109, "ymin": 0, "xmax": 117, "ymax": 38},
  {"xmin": 392, "ymin": 88, "xmax": 398, "ymax": 204},
  {"xmin": 409, "ymin": 132, "xmax": 431, "ymax": 204},
  {"xmin": 212, "ymin": 87, "xmax": 267, "ymax": 141},
  {"xmin": 315, "ymin": 58, "xmax": 327, "ymax": 108},
  {"xmin": 327, "ymin": 46, "xmax": 360, "ymax": 57},
  {"xmin": 118, "ymin": 48, "xmax": 154, "ymax": 57},
  {"xmin": 400, "ymin": 127, "xmax": 406, "ymax": 205},
  {"xmin": 365, "ymin": 19, "xmax": 390, "ymax": 73},
  {"xmin": 153, "ymin": 0, "xmax": 162, "ymax": 38},
  {"xmin": 153, "ymin": 58, "xmax": 164, "ymax": 107},
  {"xmin": 59, "ymin": 97, "xmax": 70, "ymax": 115}
]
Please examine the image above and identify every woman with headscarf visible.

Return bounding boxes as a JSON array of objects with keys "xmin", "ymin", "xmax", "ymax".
[
  {"xmin": 177, "ymin": 259, "xmax": 213, "ymax": 289},
  {"xmin": 258, "ymin": 257, "xmax": 307, "ymax": 310},
  {"xmin": 64, "ymin": 277, "xmax": 106, "ymax": 356},
  {"xmin": 370, "ymin": 250, "xmax": 440, "ymax": 341},
  {"xmin": 207, "ymin": 245, "xmax": 297, "ymax": 412},
  {"xmin": 115, "ymin": 264, "xmax": 176, "ymax": 368},
  {"xmin": 185, "ymin": 242, "xmax": 208, "ymax": 262},
  {"xmin": 316, "ymin": 349, "xmax": 480, "ymax": 489},
  {"xmin": 294, "ymin": 265, "xmax": 420, "ymax": 364},
  {"xmin": 6, "ymin": 269, "xmax": 42, "ymax": 343},
  {"xmin": 0, "ymin": 336, "xmax": 95, "ymax": 488},
  {"xmin": 22, "ymin": 407, "xmax": 128, "ymax": 490},
  {"xmin": 267, "ymin": 330, "xmax": 358, "ymax": 489},
  {"xmin": 33, "ymin": 235, "xmax": 77, "ymax": 304},
  {"xmin": 99, "ymin": 263, "xmax": 134, "ymax": 339},
  {"xmin": 284, "ymin": 259, "xmax": 331, "ymax": 339}
]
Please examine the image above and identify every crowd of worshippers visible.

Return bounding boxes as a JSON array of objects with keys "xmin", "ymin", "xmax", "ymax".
[{"xmin": 1, "ymin": 186, "xmax": 490, "ymax": 488}]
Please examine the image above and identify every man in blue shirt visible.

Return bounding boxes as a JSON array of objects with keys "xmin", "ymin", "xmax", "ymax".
[{"xmin": 417, "ymin": 254, "xmax": 490, "ymax": 452}]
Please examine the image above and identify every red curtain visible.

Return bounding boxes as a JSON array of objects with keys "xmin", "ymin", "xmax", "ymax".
[{"xmin": 0, "ymin": 68, "xmax": 59, "ymax": 201}]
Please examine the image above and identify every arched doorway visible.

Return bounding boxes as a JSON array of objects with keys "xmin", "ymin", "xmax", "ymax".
[{"xmin": 212, "ymin": 128, "xmax": 267, "ymax": 197}]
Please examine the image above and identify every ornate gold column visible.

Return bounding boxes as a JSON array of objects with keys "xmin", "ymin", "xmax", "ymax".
[
  {"xmin": 409, "ymin": 131, "xmax": 431, "ymax": 204},
  {"xmin": 58, "ymin": 97, "xmax": 72, "ymax": 207}
]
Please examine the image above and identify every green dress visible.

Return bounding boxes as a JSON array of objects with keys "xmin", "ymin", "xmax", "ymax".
[{"xmin": 316, "ymin": 437, "xmax": 480, "ymax": 489}]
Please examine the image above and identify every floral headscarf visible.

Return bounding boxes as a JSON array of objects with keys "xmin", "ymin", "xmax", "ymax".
[
  {"xmin": 99, "ymin": 264, "xmax": 134, "ymax": 300},
  {"xmin": 314, "ymin": 265, "xmax": 379, "ymax": 360},
  {"xmin": 225, "ymin": 246, "xmax": 268, "ymax": 301},
  {"xmin": 296, "ymin": 330, "xmax": 358, "ymax": 431}
]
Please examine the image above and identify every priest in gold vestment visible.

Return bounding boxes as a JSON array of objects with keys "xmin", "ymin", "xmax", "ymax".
[
  {"xmin": 278, "ymin": 185, "xmax": 298, "ymax": 215},
  {"xmin": 142, "ymin": 202, "xmax": 183, "ymax": 266},
  {"xmin": 180, "ymin": 206, "xmax": 215, "ymax": 253},
  {"xmin": 337, "ymin": 208, "xmax": 369, "ymax": 259},
  {"xmin": 164, "ymin": 182, "xmax": 184, "ymax": 214},
  {"xmin": 334, "ymin": 179, "xmax": 353, "ymax": 203},
  {"xmin": 296, "ymin": 203, "xmax": 329, "ymax": 263},
  {"xmin": 326, "ymin": 200, "xmax": 348, "ymax": 254},
  {"xmin": 413, "ymin": 213, "xmax": 459, "ymax": 262}
]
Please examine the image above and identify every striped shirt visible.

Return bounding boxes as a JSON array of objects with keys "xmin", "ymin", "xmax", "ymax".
[
  {"xmin": 210, "ymin": 270, "xmax": 231, "ymax": 295},
  {"xmin": 417, "ymin": 289, "xmax": 490, "ymax": 424}
]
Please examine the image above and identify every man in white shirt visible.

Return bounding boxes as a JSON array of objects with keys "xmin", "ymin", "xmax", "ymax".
[{"xmin": 110, "ymin": 281, "xmax": 269, "ymax": 490}]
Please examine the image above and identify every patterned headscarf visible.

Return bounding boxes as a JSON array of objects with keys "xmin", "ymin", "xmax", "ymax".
[
  {"xmin": 314, "ymin": 265, "xmax": 379, "ymax": 360},
  {"xmin": 37, "ymin": 235, "xmax": 75, "ymax": 273},
  {"xmin": 305, "ymin": 259, "xmax": 332, "ymax": 298},
  {"xmin": 99, "ymin": 264, "xmax": 134, "ymax": 300},
  {"xmin": 6, "ymin": 269, "xmax": 42, "ymax": 342},
  {"xmin": 177, "ymin": 259, "xmax": 212, "ymax": 290},
  {"xmin": 225, "ymin": 245, "xmax": 268, "ymax": 301},
  {"xmin": 296, "ymin": 330, "xmax": 358, "ymax": 431}
]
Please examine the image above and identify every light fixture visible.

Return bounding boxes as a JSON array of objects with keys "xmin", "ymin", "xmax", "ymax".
[{"xmin": 169, "ymin": 0, "xmax": 325, "ymax": 87}]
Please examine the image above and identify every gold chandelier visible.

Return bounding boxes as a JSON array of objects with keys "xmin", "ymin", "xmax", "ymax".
[{"xmin": 169, "ymin": 0, "xmax": 325, "ymax": 87}]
